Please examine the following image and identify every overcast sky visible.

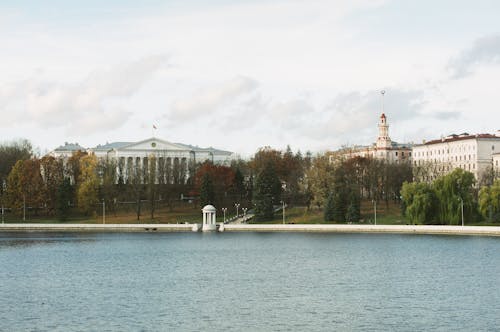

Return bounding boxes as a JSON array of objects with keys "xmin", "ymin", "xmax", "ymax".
[{"xmin": 1, "ymin": 0, "xmax": 500, "ymax": 157}]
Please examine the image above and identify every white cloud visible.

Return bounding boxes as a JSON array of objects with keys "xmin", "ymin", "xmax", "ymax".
[
  {"xmin": 448, "ymin": 35, "xmax": 500, "ymax": 78},
  {"xmin": 168, "ymin": 76, "xmax": 259, "ymax": 121},
  {"xmin": 0, "ymin": 55, "xmax": 168, "ymax": 134}
]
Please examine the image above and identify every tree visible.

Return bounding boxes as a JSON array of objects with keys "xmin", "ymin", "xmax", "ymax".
[
  {"xmin": 433, "ymin": 168, "xmax": 475, "ymax": 225},
  {"xmin": 146, "ymin": 154, "xmax": 158, "ymax": 220},
  {"xmin": 304, "ymin": 154, "xmax": 335, "ymax": 209},
  {"xmin": 6, "ymin": 158, "xmax": 45, "ymax": 218},
  {"xmin": 401, "ymin": 182, "xmax": 437, "ymax": 224},
  {"xmin": 323, "ymin": 192, "xmax": 335, "ymax": 222},
  {"xmin": 253, "ymin": 162, "xmax": 282, "ymax": 221},
  {"xmin": 199, "ymin": 173, "xmax": 215, "ymax": 207},
  {"xmin": 98, "ymin": 157, "xmax": 118, "ymax": 216},
  {"xmin": 0, "ymin": 139, "xmax": 33, "ymax": 205},
  {"xmin": 77, "ymin": 155, "xmax": 99, "ymax": 216},
  {"xmin": 56, "ymin": 178, "xmax": 73, "ymax": 221},
  {"xmin": 478, "ymin": 179, "xmax": 500, "ymax": 222},
  {"xmin": 40, "ymin": 156, "xmax": 64, "ymax": 215}
]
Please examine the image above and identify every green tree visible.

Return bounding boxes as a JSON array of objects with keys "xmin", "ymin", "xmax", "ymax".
[
  {"xmin": 56, "ymin": 178, "xmax": 73, "ymax": 221},
  {"xmin": 401, "ymin": 181, "xmax": 437, "ymax": 224},
  {"xmin": 433, "ymin": 168, "xmax": 475, "ymax": 225},
  {"xmin": 478, "ymin": 179, "xmax": 500, "ymax": 222},
  {"xmin": 323, "ymin": 192, "xmax": 335, "ymax": 222},
  {"xmin": 199, "ymin": 173, "xmax": 215, "ymax": 207},
  {"xmin": 253, "ymin": 162, "xmax": 282, "ymax": 221}
]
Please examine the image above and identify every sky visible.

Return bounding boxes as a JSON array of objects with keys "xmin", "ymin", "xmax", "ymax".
[{"xmin": 1, "ymin": 0, "xmax": 500, "ymax": 157}]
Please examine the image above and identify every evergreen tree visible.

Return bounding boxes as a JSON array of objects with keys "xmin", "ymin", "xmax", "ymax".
[
  {"xmin": 324, "ymin": 192, "xmax": 335, "ymax": 222},
  {"xmin": 254, "ymin": 162, "xmax": 281, "ymax": 221},
  {"xmin": 346, "ymin": 191, "xmax": 361, "ymax": 223},
  {"xmin": 199, "ymin": 173, "xmax": 215, "ymax": 207},
  {"xmin": 56, "ymin": 178, "xmax": 73, "ymax": 221}
]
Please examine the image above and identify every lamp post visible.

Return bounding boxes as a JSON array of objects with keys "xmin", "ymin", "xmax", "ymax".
[
  {"xmin": 281, "ymin": 200, "xmax": 286, "ymax": 224},
  {"xmin": 242, "ymin": 208, "xmax": 247, "ymax": 222},
  {"xmin": 235, "ymin": 203, "xmax": 240, "ymax": 219},
  {"xmin": 102, "ymin": 199, "xmax": 106, "ymax": 224},
  {"xmin": 372, "ymin": 199, "xmax": 377, "ymax": 225},
  {"xmin": 222, "ymin": 207, "xmax": 227, "ymax": 223},
  {"xmin": 458, "ymin": 197, "xmax": 464, "ymax": 226},
  {"xmin": 23, "ymin": 194, "xmax": 26, "ymax": 222}
]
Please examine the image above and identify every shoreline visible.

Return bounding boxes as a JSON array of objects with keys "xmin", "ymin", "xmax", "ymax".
[{"xmin": 1, "ymin": 223, "xmax": 500, "ymax": 236}]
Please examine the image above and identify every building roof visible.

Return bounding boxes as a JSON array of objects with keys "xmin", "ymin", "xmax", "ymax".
[
  {"xmin": 420, "ymin": 133, "xmax": 500, "ymax": 146},
  {"xmin": 54, "ymin": 142, "xmax": 85, "ymax": 152},
  {"xmin": 92, "ymin": 142, "xmax": 132, "ymax": 151},
  {"xmin": 174, "ymin": 143, "xmax": 233, "ymax": 155}
]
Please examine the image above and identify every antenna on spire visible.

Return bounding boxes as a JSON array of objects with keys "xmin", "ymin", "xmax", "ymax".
[{"xmin": 380, "ymin": 90, "xmax": 386, "ymax": 114}]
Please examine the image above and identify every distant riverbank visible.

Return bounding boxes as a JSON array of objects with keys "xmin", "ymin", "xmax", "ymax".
[{"xmin": 2, "ymin": 223, "xmax": 500, "ymax": 236}]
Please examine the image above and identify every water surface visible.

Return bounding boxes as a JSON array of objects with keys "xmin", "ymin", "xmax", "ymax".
[{"xmin": 1, "ymin": 232, "xmax": 499, "ymax": 331}]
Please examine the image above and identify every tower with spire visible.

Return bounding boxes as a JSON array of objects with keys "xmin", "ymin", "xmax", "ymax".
[{"xmin": 376, "ymin": 113, "xmax": 392, "ymax": 149}]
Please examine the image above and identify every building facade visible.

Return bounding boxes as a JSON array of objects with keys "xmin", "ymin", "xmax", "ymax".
[
  {"xmin": 412, "ymin": 133, "xmax": 500, "ymax": 182},
  {"xmin": 330, "ymin": 113, "xmax": 412, "ymax": 163},
  {"xmin": 49, "ymin": 137, "xmax": 237, "ymax": 182}
]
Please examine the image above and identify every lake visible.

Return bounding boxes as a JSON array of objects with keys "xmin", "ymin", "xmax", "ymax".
[{"xmin": 1, "ymin": 232, "xmax": 499, "ymax": 331}]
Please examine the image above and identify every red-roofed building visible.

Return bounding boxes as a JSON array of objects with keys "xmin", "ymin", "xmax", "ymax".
[{"xmin": 412, "ymin": 132, "xmax": 500, "ymax": 182}]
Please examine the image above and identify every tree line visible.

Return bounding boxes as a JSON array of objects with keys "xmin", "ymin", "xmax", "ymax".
[{"xmin": 2, "ymin": 138, "xmax": 499, "ymax": 224}]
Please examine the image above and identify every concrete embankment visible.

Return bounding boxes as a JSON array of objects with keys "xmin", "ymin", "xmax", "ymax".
[
  {"xmin": 0, "ymin": 223, "xmax": 193, "ymax": 232},
  {"xmin": 2, "ymin": 223, "xmax": 500, "ymax": 236},
  {"xmin": 223, "ymin": 224, "xmax": 500, "ymax": 236}
]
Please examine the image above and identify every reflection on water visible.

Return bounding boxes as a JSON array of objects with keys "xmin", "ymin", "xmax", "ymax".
[
  {"xmin": 1, "ymin": 232, "xmax": 500, "ymax": 331},
  {"xmin": 0, "ymin": 232, "xmax": 97, "ymax": 249}
]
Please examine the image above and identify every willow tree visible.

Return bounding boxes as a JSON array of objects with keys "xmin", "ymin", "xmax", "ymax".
[
  {"xmin": 401, "ymin": 181, "xmax": 437, "ymax": 224},
  {"xmin": 478, "ymin": 179, "xmax": 500, "ymax": 222},
  {"xmin": 433, "ymin": 169, "xmax": 475, "ymax": 225}
]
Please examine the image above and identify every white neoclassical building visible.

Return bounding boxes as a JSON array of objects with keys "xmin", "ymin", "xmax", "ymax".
[
  {"xmin": 49, "ymin": 137, "xmax": 237, "ymax": 182},
  {"xmin": 330, "ymin": 113, "xmax": 412, "ymax": 163},
  {"xmin": 412, "ymin": 132, "xmax": 500, "ymax": 181}
]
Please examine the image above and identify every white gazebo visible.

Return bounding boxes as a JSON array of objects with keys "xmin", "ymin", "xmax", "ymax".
[{"xmin": 202, "ymin": 205, "xmax": 217, "ymax": 231}]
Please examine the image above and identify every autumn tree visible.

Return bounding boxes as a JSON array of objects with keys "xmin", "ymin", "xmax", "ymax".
[
  {"xmin": 195, "ymin": 162, "xmax": 235, "ymax": 207},
  {"xmin": 6, "ymin": 158, "xmax": 45, "ymax": 218},
  {"xmin": 40, "ymin": 155, "xmax": 65, "ymax": 215},
  {"xmin": 0, "ymin": 139, "xmax": 33, "ymax": 206},
  {"xmin": 77, "ymin": 155, "xmax": 99, "ymax": 216}
]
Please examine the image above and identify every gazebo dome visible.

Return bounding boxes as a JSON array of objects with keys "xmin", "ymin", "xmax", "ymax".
[{"xmin": 202, "ymin": 205, "xmax": 216, "ymax": 213}]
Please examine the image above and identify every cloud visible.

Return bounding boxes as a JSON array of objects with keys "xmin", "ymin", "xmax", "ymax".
[
  {"xmin": 315, "ymin": 89, "xmax": 425, "ymax": 136},
  {"xmin": 448, "ymin": 35, "xmax": 500, "ymax": 79},
  {"xmin": 168, "ymin": 76, "xmax": 259, "ymax": 121},
  {"xmin": 433, "ymin": 111, "xmax": 461, "ymax": 120},
  {"xmin": 0, "ymin": 55, "xmax": 168, "ymax": 133}
]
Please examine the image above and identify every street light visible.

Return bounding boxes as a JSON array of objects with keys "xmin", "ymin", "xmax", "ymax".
[
  {"xmin": 222, "ymin": 207, "xmax": 227, "ymax": 223},
  {"xmin": 242, "ymin": 207, "xmax": 247, "ymax": 222},
  {"xmin": 280, "ymin": 200, "xmax": 286, "ymax": 224},
  {"xmin": 102, "ymin": 199, "xmax": 106, "ymax": 224},
  {"xmin": 372, "ymin": 199, "xmax": 377, "ymax": 225},
  {"xmin": 235, "ymin": 203, "xmax": 240, "ymax": 218},
  {"xmin": 458, "ymin": 197, "xmax": 464, "ymax": 226}
]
